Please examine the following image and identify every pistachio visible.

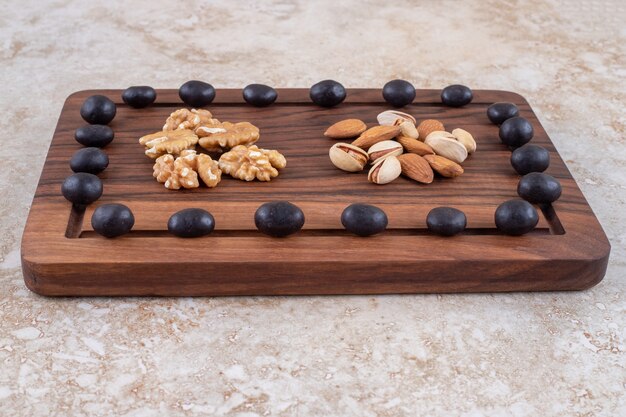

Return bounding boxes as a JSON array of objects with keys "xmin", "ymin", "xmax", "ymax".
[
  {"xmin": 424, "ymin": 131, "xmax": 468, "ymax": 164},
  {"xmin": 396, "ymin": 119, "xmax": 419, "ymax": 139},
  {"xmin": 377, "ymin": 110, "xmax": 416, "ymax": 126},
  {"xmin": 425, "ymin": 130, "xmax": 456, "ymax": 141},
  {"xmin": 368, "ymin": 155, "xmax": 401, "ymax": 184},
  {"xmin": 329, "ymin": 142, "xmax": 369, "ymax": 172},
  {"xmin": 367, "ymin": 140, "xmax": 403, "ymax": 163},
  {"xmin": 451, "ymin": 128, "xmax": 477, "ymax": 153}
]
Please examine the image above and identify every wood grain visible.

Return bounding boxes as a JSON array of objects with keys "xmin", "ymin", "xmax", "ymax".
[{"xmin": 21, "ymin": 89, "xmax": 611, "ymax": 296}]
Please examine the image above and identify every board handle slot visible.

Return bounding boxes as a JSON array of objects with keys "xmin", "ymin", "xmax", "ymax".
[
  {"xmin": 77, "ymin": 227, "xmax": 551, "ymax": 239},
  {"xmin": 65, "ymin": 204, "xmax": 86, "ymax": 238},
  {"xmin": 116, "ymin": 102, "xmax": 500, "ymax": 108},
  {"xmin": 539, "ymin": 203, "xmax": 565, "ymax": 235}
]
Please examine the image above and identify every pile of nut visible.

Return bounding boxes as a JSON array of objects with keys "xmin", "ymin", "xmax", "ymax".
[
  {"xmin": 139, "ymin": 108, "xmax": 286, "ymax": 189},
  {"xmin": 326, "ymin": 110, "xmax": 476, "ymax": 184}
]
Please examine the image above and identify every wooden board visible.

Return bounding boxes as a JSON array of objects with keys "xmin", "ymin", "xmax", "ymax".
[{"xmin": 21, "ymin": 89, "xmax": 611, "ymax": 296}]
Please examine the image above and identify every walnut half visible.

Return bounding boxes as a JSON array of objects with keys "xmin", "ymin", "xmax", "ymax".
[
  {"xmin": 161, "ymin": 108, "xmax": 259, "ymax": 152},
  {"xmin": 218, "ymin": 145, "xmax": 286, "ymax": 182},
  {"xmin": 139, "ymin": 129, "xmax": 199, "ymax": 159},
  {"xmin": 198, "ymin": 121, "xmax": 260, "ymax": 152},
  {"xmin": 163, "ymin": 108, "xmax": 219, "ymax": 132},
  {"xmin": 196, "ymin": 154, "xmax": 222, "ymax": 188},
  {"xmin": 153, "ymin": 150, "xmax": 221, "ymax": 190}
]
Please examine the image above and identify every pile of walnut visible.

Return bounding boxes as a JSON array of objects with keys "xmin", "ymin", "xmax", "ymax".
[
  {"xmin": 326, "ymin": 110, "xmax": 476, "ymax": 184},
  {"xmin": 139, "ymin": 108, "xmax": 286, "ymax": 189}
]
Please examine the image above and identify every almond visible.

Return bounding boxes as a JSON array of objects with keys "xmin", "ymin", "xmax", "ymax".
[
  {"xmin": 423, "ymin": 154, "xmax": 464, "ymax": 178},
  {"xmin": 417, "ymin": 119, "xmax": 445, "ymax": 140},
  {"xmin": 352, "ymin": 125, "xmax": 401, "ymax": 150},
  {"xmin": 397, "ymin": 153, "xmax": 434, "ymax": 184},
  {"xmin": 324, "ymin": 119, "xmax": 367, "ymax": 139},
  {"xmin": 396, "ymin": 135, "xmax": 435, "ymax": 156}
]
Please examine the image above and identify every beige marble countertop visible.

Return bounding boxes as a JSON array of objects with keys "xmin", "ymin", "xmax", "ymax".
[{"xmin": 1, "ymin": 0, "xmax": 624, "ymax": 415}]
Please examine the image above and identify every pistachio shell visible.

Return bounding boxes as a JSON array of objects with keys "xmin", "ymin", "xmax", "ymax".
[
  {"xmin": 376, "ymin": 110, "xmax": 416, "ymax": 126},
  {"xmin": 452, "ymin": 128, "xmax": 477, "ymax": 153},
  {"xmin": 424, "ymin": 132, "xmax": 468, "ymax": 164},
  {"xmin": 367, "ymin": 140, "xmax": 403, "ymax": 163},
  {"xmin": 397, "ymin": 120, "xmax": 419, "ymax": 139},
  {"xmin": 425, "ymin": 131, "xmax": 456, "ymax": 141},
  {"xmin": 329, "ymin": 142, "xmax": 368, "ymax": 172},
  {"xmin": 368, "ymin": 155, "xmax": 401, "ymax": 184}
]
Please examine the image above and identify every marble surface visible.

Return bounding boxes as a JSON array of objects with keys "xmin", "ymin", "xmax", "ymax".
[{"xmin": 1, "ymin": 0, "xmax": 624, "ymax": 415}]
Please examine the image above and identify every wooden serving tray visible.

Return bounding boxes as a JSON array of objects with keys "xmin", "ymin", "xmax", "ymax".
[{"xmin": 21, "ymin": 89, "xmax": 610, "ymax": 296}]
